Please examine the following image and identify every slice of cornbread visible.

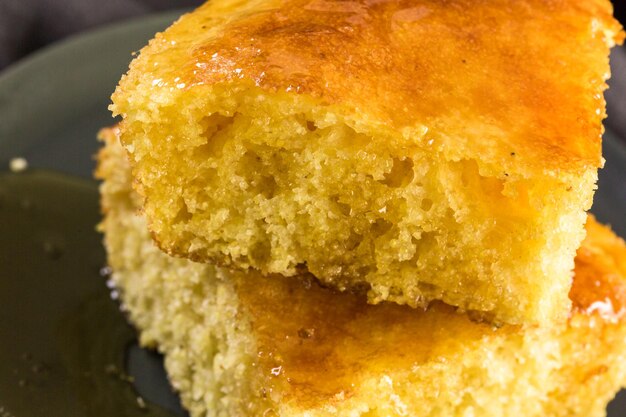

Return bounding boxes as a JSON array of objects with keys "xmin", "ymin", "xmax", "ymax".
[
  {"xmin": 111, "ymin": 0, "xmax": 624, "ymax": 325},
  {"xmin": 98, "ymin": 126, "xmax": 626, "ymax": 417}
]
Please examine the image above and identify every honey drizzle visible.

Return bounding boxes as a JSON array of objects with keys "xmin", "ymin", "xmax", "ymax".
[
  {"xmin": 236, "ymin": 274, "xmax": 507, "ymax": 408},
  {"xmin": 236, "ymin": 218, "xmax": 626, "ymax": 408}
]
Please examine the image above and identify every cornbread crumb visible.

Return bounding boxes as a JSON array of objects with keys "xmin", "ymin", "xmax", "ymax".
[
  {"xmin": 111, "ymin": 0, "xmax": 624, "ymax": 325},
  {"xmin": 9, "ymin": 157, "xmax": 28, "ymax": 173},
  {"xmin": 136, "ymin": 397, "xmax": 146, "ymax": 409},
  {"xmin": 98, "ymin": 127, "xmax": 626, "ymax": 417}
]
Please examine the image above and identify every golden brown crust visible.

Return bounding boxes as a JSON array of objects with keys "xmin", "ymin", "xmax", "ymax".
[
  {"xmin": 570, "ymin": 216, "xmax": 626, "ymax": 318},
  {"xmin": 115, "ymin": 0, "xmax": 623, "ymax": 177}
]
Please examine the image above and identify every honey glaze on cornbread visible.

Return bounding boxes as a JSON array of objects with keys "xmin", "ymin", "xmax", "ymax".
[
  {"xmin": 149, "ymin": 0, "xmax": 626, "ymax": 175},
  {"xmin": 235, "ymin": 218, "xmax": 626, "ymax": 407},
  {"xmin": 570, "ymin": 219, "xmax": 626, "ymax": 320},
  {"xmin": 237, "ymin": 274, "xmax": 505, "ymax": 408}
]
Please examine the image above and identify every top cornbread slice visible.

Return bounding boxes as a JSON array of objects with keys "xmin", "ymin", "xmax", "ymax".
[{"xmin": 111, "ymin": 0, "xmax": 624, "ymax": 325}]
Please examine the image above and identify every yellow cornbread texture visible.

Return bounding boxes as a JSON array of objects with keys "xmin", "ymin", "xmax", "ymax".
[
  {"xmin": 98, "ymin": 126, "xmax": 626, "ymax": 417},
  {"xmin": 111, "ymin": 0, "xmax": 624, "ymax": 325}
]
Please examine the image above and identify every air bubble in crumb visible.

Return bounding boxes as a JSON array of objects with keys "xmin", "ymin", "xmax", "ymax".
[{"xmin": 10, "ymin": 157, "xmax": 28, "ymax": 173}]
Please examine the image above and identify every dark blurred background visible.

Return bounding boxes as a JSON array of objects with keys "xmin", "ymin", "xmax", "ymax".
[
  {"xmin": 616, "ymin": 1, "xmax": 625, "ymax": 25},
  {"xmin": 0, "ymin": 0, "xmax": 204, "ymax": 69}
]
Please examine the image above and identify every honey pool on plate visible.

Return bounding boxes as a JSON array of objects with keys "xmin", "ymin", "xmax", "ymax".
[{"xmin": 0, "ymin": 171, "xmax": 185, "ymax": 417}]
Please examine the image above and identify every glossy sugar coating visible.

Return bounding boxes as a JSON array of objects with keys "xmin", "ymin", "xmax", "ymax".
[
  {"xmin": 99, "ymin": 127, "xmax": 626, "ymax": 417},
  {"xmin": 112, "ymin": 0, "xmax": 624, "ymax": 324}
]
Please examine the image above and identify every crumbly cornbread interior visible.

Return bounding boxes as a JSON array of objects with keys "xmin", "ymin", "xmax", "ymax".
[
  {"xmin": 112, "ymin": 0, "xmax": 624, "ymax": 325},
  {"xmin": 98, "ymin": 127, "xmax": 626, "ymax": 417},
  {"xmin": 122, "ymin": 87, "xmax": 597, "ymax": 327}
]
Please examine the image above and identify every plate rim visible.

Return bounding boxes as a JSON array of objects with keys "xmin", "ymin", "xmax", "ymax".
[{"xmin": 0, "ymin": 9, "xmax": 190, "ymax": 87}]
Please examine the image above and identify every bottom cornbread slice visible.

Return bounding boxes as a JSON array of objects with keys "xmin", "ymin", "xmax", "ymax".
[{"xmin": 97, "ymin": 125, "xmax": 626, "ymax": 417}]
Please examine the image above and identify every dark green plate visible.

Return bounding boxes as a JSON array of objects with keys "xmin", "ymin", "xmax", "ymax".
[
  {"xmin": 0, "ymin": 11, "xmax": 188, "ymax": 417},
  {"xmin": 0, "ymin": 9, "xmax": 625, "ymax": 416}
]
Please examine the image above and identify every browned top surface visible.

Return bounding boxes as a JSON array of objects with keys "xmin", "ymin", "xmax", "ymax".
[
  {"xmin": 115, "ymin": 0, "xmax": 623, "ymax": 176},
  {"xmin": 234, "ymin": 216, "xmax": 626, "ymax": 407},
  {"xmin": 570, "ymin": 217, "xmax": 626, "ymax": 318}
]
